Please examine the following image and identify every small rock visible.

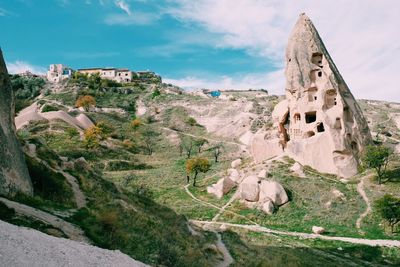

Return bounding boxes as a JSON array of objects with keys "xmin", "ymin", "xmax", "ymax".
[
  {"xmin": 340, "ymin": 179, "xmax": 349, "ymax": 184},
  {"xmin": 257, "ymin": 169, "xmax": 268, "ymax": 179},
  {"xmin": 59, "ymin": 156, "xmax": 68, "ymax": 162},
  {"xmin": 231, "ymin": 159, "xmax": 242, "ymax": 168},
  {"xmin": 290, "ymin": 162, "xmax": 305, "ymax": 177},
  {"xmin": 312, "ymin": 226, "xmax": 325, "ymax": 234},
  {"xmin": 219, "ymin": 224, "xmax": 228, "ymax": 231},
  {"xmin": 332, "ymin": 189, "xmax": 346, "ymax": 200}
]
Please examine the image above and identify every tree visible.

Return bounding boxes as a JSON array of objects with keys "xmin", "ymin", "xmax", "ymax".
[
  {"xmin": 363, "ymin": 145, "xmax": 392, "ymax": 184},
  {"xmin": 194, "ymin": 138, "xmax": 208, "ymax": 153},
  {"xmin": 76, "ymin": 95, "xmax": 96, "ymax": 111},
  {"xmin": 140, "ymin": 128, "xmax": 159, "ymax": 155},
  {"xmin": 209, "ymin": 143, "xmax": 224, "ymax": 163},
  {"xmin": 180, "ymin": 136, "xmax": 195, "ymax": 159},
  {"xmin": 186, "ymin": 157, "xmax": 211, "ymax": 186},
  {"xmin": 187, "ymin": 117, "xmax": 197, "ymax": 126},
  {"xmin": 96, "ymin": 121, "xmax": 113, "ymax": 138},
  {"xmin": 375, "ymin": 194, "xmax": 400, "ymax": 233},
  {"xmin": 84, "ymin": 125, "xmax": 103, "ymax": 148}
]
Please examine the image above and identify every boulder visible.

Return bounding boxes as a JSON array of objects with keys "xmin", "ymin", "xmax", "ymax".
[
  {"xmin": 312, "ymin": 226, "xmax": 325, "ymax": 234},
  {"xmin": 259, "ymin": 181, "xmax": 288, "ymax": 206},
  {"xmin": 332, "ymin": 189, "xmax": 346, "ymax": 200},
  {"xmin": 290, "ymin": 162, "xmax": 305, "ymax": 177},
  {"xmin": 207, "ymin": 177, "xmax": 236, "ymax": 199},
  {"xmin": 261, "ymin": 199, "xmax": 275, "ymax": 215},
  {"xmin": 231, "ymin": 159, "xmax": 242, "ymax": 168},
  {"xmin": 227, "ymin": 168, "xmax": 240, "ymax": 183},
  {"xmin": 239, "ymin": 175, "xmax": 260, "ymax": 202}
]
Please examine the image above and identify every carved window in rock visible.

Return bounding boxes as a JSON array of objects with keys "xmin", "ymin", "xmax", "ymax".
[
  {"xmin": 294, "ymin": 113, "xmax": 301, "ymax": 123},
  {"xmin": 343, "ymin": 106, "xmax": 354, "ymax": 123},
  {"xmin": 334, "ymin": 118, "xmax": 342, "ymax": 129},
  {"xmin": 325, "ymin": 89, "xmax": 338, "ymax": 108},
  {"xmin": 311, "ymin": 52, "xmax": 323, "ymax": 66},
  {"xmin": 308, "ymin": 87, "xmax": 318, "ymax": 102},
  {"xmin": 351, "ymin": 141, "xmax": 358, "ymax": 150},
  {"xmin": 305, "ymin": 111, "xmax": 317, "ymax": 123},
  {"xmin": 317, "ymin": 122, "xmax": 325, "ymax": 132},
  {"xmin": 304, "ymin": 131, "xmax": 315, "ymax": 138}
]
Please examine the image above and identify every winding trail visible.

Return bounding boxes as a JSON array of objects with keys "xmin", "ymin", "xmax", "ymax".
[
  {"xmin": 184, "ymin": 184, "xmax": 258, "ymax": 225},
  {"xmin": 215, "ymin": 232, "xmax": 234, "ymax": 267},
  {"xmin": 190, "ymin": 220, "xmax": 400, "ymax": 248},
  {"xmin": 0, "ymin": 197, "xmax": 89, "ymax": 243},
  {"xmin": 356, "ymin": 174, "xmax": 373, "ymax": 234}
]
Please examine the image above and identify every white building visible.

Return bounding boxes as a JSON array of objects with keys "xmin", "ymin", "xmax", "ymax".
[
  {"xmin": 78, "ymin": 68, "xmax": 133, "ymax": 83},
  {"xmin": 47, "ymin": 64, "xmax": 72, "ymax": 83}
]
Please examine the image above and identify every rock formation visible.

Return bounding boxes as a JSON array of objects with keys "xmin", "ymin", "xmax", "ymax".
[
  {"xmin": 262, "ymin": 14, "xmax": 371, "ymax": 177},
  {"xmin": 0, "ymin": 49, "xmax": 33, "ymax": 196}
]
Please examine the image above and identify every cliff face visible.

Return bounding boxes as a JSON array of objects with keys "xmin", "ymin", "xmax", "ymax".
[
  {"xmin": 0, "ymin": 49, "xmax": 33, "ymax": 196},
  {"xmin": 276, "ymin": 13, "xmax": 371, "ymax": 177}
]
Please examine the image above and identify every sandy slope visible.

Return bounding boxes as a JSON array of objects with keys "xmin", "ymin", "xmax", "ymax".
[{"xmin": 0, "ymin": 220, "xmax": 147, "ymax": 267}]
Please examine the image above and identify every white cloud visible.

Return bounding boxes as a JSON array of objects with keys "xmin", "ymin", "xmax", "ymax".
[
  {"xmin": 166, "ymin": 0, "xmax": 400, "ymax": 102},
  {"xmin": 164, "ymin": 69, "xmax": 284, "ymax": 93},
  {"xmin": 115, "ymin": 0, "xmax": 131, "ymax": 16},
  {"xmin": 6, "ymin": 61, "xmax": 47, "ymax": 75},
  {"xmin": 104, "ymin": 12, "xmax": 158, "ymax": 25}
]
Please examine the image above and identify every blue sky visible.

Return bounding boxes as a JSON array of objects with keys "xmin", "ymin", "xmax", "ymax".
[{"xmin": 1, "ymin": 0, "xmax": 399, "ymax": 101}]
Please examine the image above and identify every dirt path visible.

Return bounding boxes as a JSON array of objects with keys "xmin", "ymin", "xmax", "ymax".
[
  {"xmin": 356, "ymin": 174, "xmax": 373, "ymax": 234},
  {"xmin": 0, "ymin": 197, "xmax": 89, "ymax": 243},
  {"xmin": 215, "ymin": 232, "xmax": 234, "ymax": 267},
  {"xmin": 184, "ymin": 184, "xmax": 258, "ymax": 225},
  {"xmin": 161, "ymin": 127, "xmax": 245, "ymax": 148},
  {"xmin": 212, "ymin": 191, "xmax": 239, "ymax": 222},
  {"xmin": 190, "ymin": 220, "xmax": 400, "ymax": 248}
]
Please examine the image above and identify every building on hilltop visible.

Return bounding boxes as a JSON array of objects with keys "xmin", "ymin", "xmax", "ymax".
[{"xmin": 46, "ymin": 64, "xmax": 73, "ymax": 83}]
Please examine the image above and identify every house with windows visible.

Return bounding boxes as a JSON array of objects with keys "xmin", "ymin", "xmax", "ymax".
[
  {"xmin": 46, "ymin": 64, "xmax": 73, "ymax": 83},
  {"xmin": 77, "ymin": 67, "xmax": 134, "ymax": 83}
]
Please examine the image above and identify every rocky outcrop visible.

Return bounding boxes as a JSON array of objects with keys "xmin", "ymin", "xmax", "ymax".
[
  {"xmin": 0, "ymin": 49, "xmax": 32, "ymax": 196},
  {"xmin": 266, "ymin": 14, "xmax": 371, "ymax": 177},
  {"xmin": 0, "ymin": 220, "xmax": 148, "ymax": 267}
]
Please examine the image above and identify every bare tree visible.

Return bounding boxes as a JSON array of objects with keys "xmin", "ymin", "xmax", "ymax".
[
  {"xmin": 209, "ymin": 143, "xmax": 224, "ymax": 163},
  {"xmin": 180, "ymin": 135, "xmax": 195, "ymax": 159}
]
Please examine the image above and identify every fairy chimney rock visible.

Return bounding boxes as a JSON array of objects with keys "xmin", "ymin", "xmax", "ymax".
[
  {"xmin": 273, "ymin": 13, "xmax": 371, "ymax": 177},
  {"xmin": 0, "ymin": 49, "xmax": 33, "ymax": 196}
]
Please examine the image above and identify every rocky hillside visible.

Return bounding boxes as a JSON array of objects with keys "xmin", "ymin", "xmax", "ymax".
[{"xmin": 1, "ymin": 69, "xmax": 400, "ymax": 266}]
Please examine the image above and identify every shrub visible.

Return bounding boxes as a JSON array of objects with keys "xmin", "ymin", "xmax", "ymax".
[
  {"xmin": 66, "ymin": 127, "xmax": 80, "ymax": 138},
  {"xmin": 25, "ymin": 156, "xmax": 75, "ymax": 208},
  {"xmin": 375, "ymin": 194, "xmax": 400, "ymax": 233},
  {"xmin": 131, "ymin": 118, "xmax": 142, "ymax": 130},
  {"xmin": 76, "ymin": 95, "xmax": 96, "ymax": 111},
  {"xmin": 41, "ymin": 104, "xmax": 59, "ymax": 113},
  {"xmin": 151, "ymin": 88, "xmax": 161, "ymax": 98},
  {"xmin": 363, "ymin": 145, "xmax": 392, "ymax": 184},
  {"xmin": 84, "ymin": 125, "xmax": 103, "ymax": 148},
  {"xmin": 186, "ymin": 117, "xmax": 197, "ymax": 126}
]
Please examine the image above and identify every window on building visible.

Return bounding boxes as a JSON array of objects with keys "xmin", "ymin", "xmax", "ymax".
[
  {"xmin": 311, "ymin": 52, "xmax": 323, "ymax": 66},
  {"xmin": 317, "ymin": 122, "xmax": 325, "ymax": 132}
]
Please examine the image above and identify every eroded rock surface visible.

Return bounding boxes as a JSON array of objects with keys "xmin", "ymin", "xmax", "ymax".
[
  {"xmin": 267, "ymin": 14, "xmax": 371, "ymax": 177},
  {"xmin": 0, "ymin": 49, "xmax": 32, "ymax": 196}
]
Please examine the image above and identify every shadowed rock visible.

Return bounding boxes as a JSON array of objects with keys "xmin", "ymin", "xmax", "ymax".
[{"xmin": 0, "ymin": 49, "xmax": 33, "ymax": 196}]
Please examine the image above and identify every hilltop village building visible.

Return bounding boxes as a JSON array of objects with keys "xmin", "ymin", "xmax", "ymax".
[
  {"xmin": 46, "ymin": 64, "xmax": 73, "ymax": 83},
  {"xmin": 77, "ymin": 68, "xmax": 133, "ymax": 83},
  {"xmin": 47, "ymin": 64, "xmax": 161, "ymax": 84}
]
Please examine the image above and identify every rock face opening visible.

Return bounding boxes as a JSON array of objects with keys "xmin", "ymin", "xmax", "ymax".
[
  {"xmin": 317, "ymin": 122, "xmax": 325, "ymax": 132},
  {"xmin": 311, "ymin": 52, "xmax": 323, "ymax": 66},
  {"xmin": 325, "ymin": 89, "xmax": 337, "ymax": 108},
  {"xmin": 305, "ymin": 111, "xmax": 317, "ymax": 123},
  {"xmin": 307, "ymin": 87, "xmax": 318, "ymax": 102},
  {"xmin": 266, "ymin": 13, "xmax": 371, "ymax": 178}
]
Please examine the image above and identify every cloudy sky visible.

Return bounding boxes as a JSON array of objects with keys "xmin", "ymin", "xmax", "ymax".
[{"xmin": 1, "ymin": 0, "xmax": 399, "ymax": 101}]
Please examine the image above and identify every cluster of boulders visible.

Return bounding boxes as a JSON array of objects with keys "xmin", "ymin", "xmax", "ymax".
[
  {"xmin": 207, "ymin": 159, "xmax": 242, "ymax": 199},
  {"xmin": 238, "ymin": 171, "xmax": 288, "ymax": 215},
  {"xmin": 207, "ymin": 159, "xmax": 289, "ymax": 215}
]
